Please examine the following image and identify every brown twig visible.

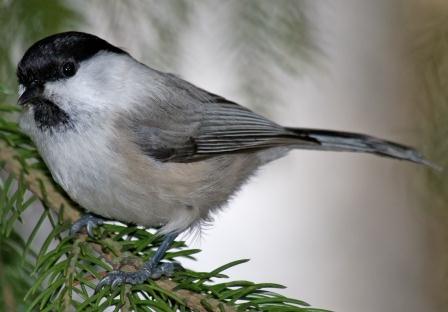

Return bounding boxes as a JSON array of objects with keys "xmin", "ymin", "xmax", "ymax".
[
  {"xmin": 0, "ymin": 254, "xmax": 16, "ymax": 312},
  {"xmin": 93, "ymin": 237, "xmax": 236, "ymax": 311},
  {"xmin": 72, "ymin": 273, "xmax": 236, "ymax": 312},
  {"xmin": 156, "ymin": 279, "xmax": 236, "ymax": 312},
  {"xmin": 89, "ymin": 242, "xmax": 116, "ymax": 267}
]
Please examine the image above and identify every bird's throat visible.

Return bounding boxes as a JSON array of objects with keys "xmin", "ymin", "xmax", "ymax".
[{"xmin": 32, "ymin": 98, "xmax": 72, "ymax": 131}]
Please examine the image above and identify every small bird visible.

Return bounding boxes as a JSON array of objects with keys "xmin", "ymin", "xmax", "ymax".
[{"xmin": 17, "ymin": 31, "xmax": 432, "ymax": 289}]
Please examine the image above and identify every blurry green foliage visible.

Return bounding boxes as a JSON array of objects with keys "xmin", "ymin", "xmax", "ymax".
[
  {"xmin": 71, "ymin": 0, "xmax": 314, "ymax": 112},
  {"xmin": 0, "ymin": 0, "xmax": 79, "ymax": 100},
  {"xmin": 410, "ymin": 3, "xmax": 448, "ymax": 311},
  {"xmin": 412, "ymin": 7, "xmax": 448, "ymax": 211},
  {"xmin": 75, "ymin": 0, "xmax": 192, "ymax": 70},
  {"xmin": 230, "ymin": 0, "xmax": 314, "ymax": 110}
]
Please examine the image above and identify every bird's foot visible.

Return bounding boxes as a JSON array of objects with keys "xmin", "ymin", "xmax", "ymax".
[
  {"xmin": 69, "ymin": 213, "xmax": 104, "ymax": 237},
  {"xmin": 95, "ymin": 262, "xmax": 179, "ymax": 291}
]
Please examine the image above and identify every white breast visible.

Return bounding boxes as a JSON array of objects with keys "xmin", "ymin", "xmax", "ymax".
[
  {"xmin": 20, "ymin": 111, "xmax": 177, "ymax": 226},
  {"xmin": 20, "ymin": 112, "xmax": 258, "ymax": 235}
]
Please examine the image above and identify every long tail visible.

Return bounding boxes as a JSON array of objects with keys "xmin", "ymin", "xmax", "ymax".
[{"xmin": 286, "ymin": 127, "xmax": 438, "ymax": 169}]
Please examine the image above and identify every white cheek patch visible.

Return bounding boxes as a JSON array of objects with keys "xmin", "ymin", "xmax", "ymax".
[
  {"xmin": 38, "ymin": 53, "xmax": 141, "ymax": 120},
  {"xmin": 18, "ymin": 84, "xmax": 26, "ymax": 97}
]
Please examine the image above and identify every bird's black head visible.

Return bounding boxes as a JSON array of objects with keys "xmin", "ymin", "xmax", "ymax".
[
  {"xmin": 17, "ymin": 31, "xmax": 126, "ymax": 89},
  {"xmin": 17, "ymin": 32, "xmax": 127, "ymax": 131}
]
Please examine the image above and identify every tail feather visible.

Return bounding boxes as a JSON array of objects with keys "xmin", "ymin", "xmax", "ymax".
[{"xmin": 286, "ymin": 128, "xmax": 439, "ymax": 170}]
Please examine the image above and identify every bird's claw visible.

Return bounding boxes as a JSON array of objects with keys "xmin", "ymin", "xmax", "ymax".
[
  {"xmin": 69, "ymin": 214, "xmax": 104, "ymax": 237},
  {"xmin": 96, "ymin": 270, "xmax": 148, "ymax": 292},
  {"xmin": 95, "ymin": 262, "xmax": 179, "ymax": 292}
]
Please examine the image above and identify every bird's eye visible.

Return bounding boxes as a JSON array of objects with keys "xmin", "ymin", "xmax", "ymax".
[{"xmin": 61, "ymin": 62, "xmax": 76, "ymax": 77}]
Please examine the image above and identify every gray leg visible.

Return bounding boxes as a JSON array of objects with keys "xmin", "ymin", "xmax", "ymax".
[
  {"xmin": 69, "ymin": 213, "xmax": 104, "ymax": 237},
  {"xmin": 95, "ymin": 232, "xmax": 179, "ymax": 291}
]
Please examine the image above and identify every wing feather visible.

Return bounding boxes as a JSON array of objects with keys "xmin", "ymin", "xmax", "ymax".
[{"xmin": 128, "ymin": 75, "xmax": 317, "ymax": 162}]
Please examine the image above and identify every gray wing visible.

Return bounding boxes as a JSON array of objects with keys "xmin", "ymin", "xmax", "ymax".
[{"xmin": 129, "ymin": 74, "xmax": 318, "ymax": 163}]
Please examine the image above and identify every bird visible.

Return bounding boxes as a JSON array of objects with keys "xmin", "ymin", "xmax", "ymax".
[{"xmin": 16, "ymin": 31, "xmax": 433, "ymax": 290}]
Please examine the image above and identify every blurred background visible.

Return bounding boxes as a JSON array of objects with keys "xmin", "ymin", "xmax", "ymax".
[{"xmin": 0, "ymin": 0, "xmax": 447, "ymax": 311}]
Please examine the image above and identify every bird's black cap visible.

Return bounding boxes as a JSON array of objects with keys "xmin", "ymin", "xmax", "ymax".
[{"xmin": 17, "ymin": 31, "xmax": 127, "ymax": 86}]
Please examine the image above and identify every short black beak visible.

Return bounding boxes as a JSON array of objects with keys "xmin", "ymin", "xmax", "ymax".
[{"xmin": 18, "ymin": 85, "xmax": 43, "ymax": 106}]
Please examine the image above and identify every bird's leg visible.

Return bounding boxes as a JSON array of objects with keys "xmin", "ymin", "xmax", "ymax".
[
  {"xmin": 69, "ymin": 213, "xmax": 104, "ymax": 237},
  {"xmin": 96, "ymin": 232, "xmax": 179, "ymax": 291}
]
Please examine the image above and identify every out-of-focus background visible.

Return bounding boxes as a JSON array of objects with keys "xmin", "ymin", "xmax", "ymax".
[{"xmin": 1, "ymin": 1, "xmax": 447, "ymax": 311}]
